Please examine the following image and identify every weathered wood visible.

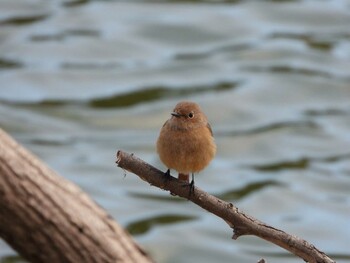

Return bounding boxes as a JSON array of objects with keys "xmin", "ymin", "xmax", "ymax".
[
  {"xmin": 116, "ymin": 150, "xmax": 335, "ymax": 263},
  {"xmin": 0, "ymin": 128, "xmax": 154, "ymax": 263}
]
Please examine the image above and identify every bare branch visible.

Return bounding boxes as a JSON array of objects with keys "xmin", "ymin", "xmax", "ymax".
[{"xmin": 116, "ymin": 150, "xmax": 335, "ymax": 263}]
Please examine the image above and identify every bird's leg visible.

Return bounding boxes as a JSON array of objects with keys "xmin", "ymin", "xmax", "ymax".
[
  {"xmin": 164, "ymin": 169, "xmax": 171, "ymax": 177},
  {"xmin": 163, "ymin": 169, "xmax": 176, "ymax": 196},
  {"xmin": 189, "ymin": 173, "xmax": 195, "ymax": 196},
  {"xmin": 163, "ymin": 169, "xmax": 172, "ymax": 183}
]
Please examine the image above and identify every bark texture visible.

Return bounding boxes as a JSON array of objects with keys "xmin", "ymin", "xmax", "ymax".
[
  {"xmin": 0, "ymin": 128, "xmax": 154, "ymax": 263},
  {"xmin": 116, "ymin": 150, "xmax": 335, "ymax": 263}
]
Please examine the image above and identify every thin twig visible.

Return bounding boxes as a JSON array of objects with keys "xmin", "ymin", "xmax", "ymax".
[{"xmin": 116, "ymin": 150, "xmax": 335, "ymax": 263}]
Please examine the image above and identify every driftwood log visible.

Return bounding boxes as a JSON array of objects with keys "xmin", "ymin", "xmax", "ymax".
[
  {"xmin": 116, "ymin": 150, "xmax": 335, "ymax": 263},
  {"xmin": 0, "ymin": 128, "xmax": 153, "ymax": 263}
]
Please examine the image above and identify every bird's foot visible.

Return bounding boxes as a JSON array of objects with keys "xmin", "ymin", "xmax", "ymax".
[
  {"xmin": 164, "ymin": 169, "xmax": 171, "ymax": 177},
  {"xmin": 181, "ymin": 178, "xmax": 195, "ymax": 197},
  {"xmin": 163, "ymin": 169, "xmax": 172, "ymax": 184},
  {"xmin": 163, "ymin": 169, "xmax": 176, "ymax": 196},
  {"xmin": 189, "ymin": 178, "xmax": 195, "ymax": 197}
]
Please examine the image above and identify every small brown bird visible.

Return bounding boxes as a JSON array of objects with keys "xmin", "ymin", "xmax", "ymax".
[{"xmin": 156, "ymin": 101, "xmax": 216, "ymax": 189}]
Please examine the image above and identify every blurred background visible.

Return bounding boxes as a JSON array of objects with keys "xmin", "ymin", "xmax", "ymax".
[{"xmin": 0, "ymin": 0, "xmax": 350, "ymax": 262}]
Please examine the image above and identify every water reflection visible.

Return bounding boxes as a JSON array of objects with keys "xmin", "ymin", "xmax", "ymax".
[
  {"xmin": 127, "ymin": 214, "xmax": 196, "ymax": 236},
  {"xmin": 217, "ymin": 180, "xmax": 283, "ymax": 200}
]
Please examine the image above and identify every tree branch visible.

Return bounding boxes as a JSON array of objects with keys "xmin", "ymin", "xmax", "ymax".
[
  {"xmin": 116, "ymin": 150, "xmax": 335, "ymax": 263},
  {"xmin": 0, "ymin": 128, "xmax": 154, "ymax": 263}
]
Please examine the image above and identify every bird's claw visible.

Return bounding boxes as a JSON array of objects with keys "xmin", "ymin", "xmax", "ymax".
[
  {"xmin": 164, "ymin": 169, "xmax": 171, "ymax": 177},
  {"xmin": 181, "ymin": 179, "xmax": 195, "ymax": 197},
  {"xmin": 189, "ymin": 179, "xmax": 195, "ymax": 197}
]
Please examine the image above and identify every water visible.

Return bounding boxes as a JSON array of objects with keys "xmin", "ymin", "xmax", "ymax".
[{"xmin": 1, "ymin": 0, "xmax": 350, "ymax": 262}]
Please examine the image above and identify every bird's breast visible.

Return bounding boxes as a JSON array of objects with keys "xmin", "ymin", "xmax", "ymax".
[{"xmin": 157, "ymin": 123, "xmax": 216, "ymax": 173}]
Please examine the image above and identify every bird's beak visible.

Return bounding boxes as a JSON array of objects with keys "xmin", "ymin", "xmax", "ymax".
[{"xmin": 171, "ymin": 112, "xmax": 181, "ymax": 117}]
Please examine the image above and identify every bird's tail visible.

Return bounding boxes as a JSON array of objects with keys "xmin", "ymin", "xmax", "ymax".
[{"xmin": 178, "ymin": 173, "xmax": 189, "ymax": 183}]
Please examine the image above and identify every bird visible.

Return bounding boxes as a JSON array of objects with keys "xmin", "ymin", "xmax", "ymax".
[{"xmin": 156, "ymin": 101, "xmax": 216, "ymax": 192}]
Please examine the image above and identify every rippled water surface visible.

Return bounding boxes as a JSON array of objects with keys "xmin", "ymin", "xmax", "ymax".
[{"xmin": 1, "ymin": 0, "xmax": 350, "ymax": 262}]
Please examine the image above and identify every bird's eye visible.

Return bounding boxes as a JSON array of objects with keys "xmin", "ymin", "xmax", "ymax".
[{"xmin": 188, "ymin": 112, "xmax": 194, "ymax": 118}]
